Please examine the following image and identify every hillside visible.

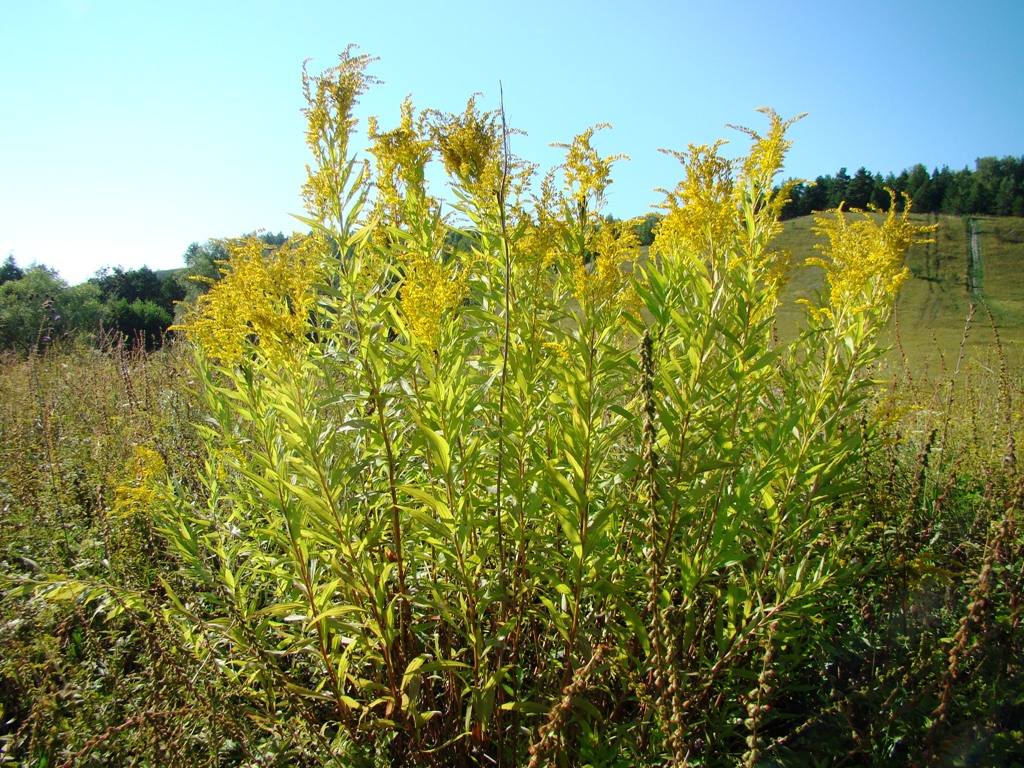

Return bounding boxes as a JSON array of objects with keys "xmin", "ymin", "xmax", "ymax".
[{"xmin": 775, "ymin": 213, "xmax": 1024, "ymax": 376}]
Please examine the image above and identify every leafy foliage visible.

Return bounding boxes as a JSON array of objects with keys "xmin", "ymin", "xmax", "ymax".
[
  {"xmin": 0, "ymin": 255, "xmax": 25, "ymax": 286},
  {"xmin": 0, "ymin": 260, "xmax": 186, "ymax": 352},
  {"xmin": 0, "ymin": 265, "xmax": 79, "ymax": 353}
]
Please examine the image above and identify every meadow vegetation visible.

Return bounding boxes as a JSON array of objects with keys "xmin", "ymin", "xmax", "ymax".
[{"xmin": 1, "ymin": 49, "xmax": 1022, "ymax": 767}]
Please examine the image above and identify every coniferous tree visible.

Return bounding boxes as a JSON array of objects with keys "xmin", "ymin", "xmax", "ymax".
[
  {"xmin": 0, "ymin": 255, "xmax": 24, "ymax": 286},
  {"xmin": 845, "ymin": 167, "xmax": 875, "ymax": 210}
]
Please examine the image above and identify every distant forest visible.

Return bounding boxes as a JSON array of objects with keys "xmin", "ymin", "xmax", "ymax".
[{"xmin": 781, "ymin": 156, "xmax": 1024, "ymax": 219}]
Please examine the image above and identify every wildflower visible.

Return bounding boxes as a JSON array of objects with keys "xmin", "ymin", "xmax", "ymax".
[
  {"xmin": 655, "ymin": 111, "xmax": 804, "ymax": 299},
  {"xmin": 553, "ymin": 125, "xmax": 627, "ymax": 226},
  {"xmin": 809, "ymin": 191, "xmax": 933, "ymax": 313},
  {"xmin": 731, "ymin": 109, "xmax": 805, "ymax": 295},
  {"xmin": 655, "ymin": 140, "xmax": 735, "ymax": 258},
  {"xmin": 542, "ymin": 340, "xmax": 570, "ymax": 362},
  {"xmin": 728, "ymin": 108, "xmax": 806, "ymax": 221},
  {"xmin": 399, "ymin": 249, "xmax": 468, "ymax": 349},
  {"xmin": 572, "ymin": 219, "xmax": 638, "ymax": 307},
  {"xmin": 178, "ymin": 234, "xmax": 325, "ymax": 364},
  {"xmin": 111, "ymin": 446, "xmax": 166, "ymax": 520},
  {"xmin": 524, "ymin": 171, "xmax": 561, "ymax": 268},
  {"xmin": 368, "ymin": 96, "xmax": 437, "ymax": 234},
  {"xmin": 512, "ymin": 170, "xmax": 563, "ymax": 299},
  {"xmin": 427, "ymin": 96, "xmax": 504, "ymax": 209},
  {"xmin": 301, "ymin": 46, "xmax": 379, "ymax": 228}
]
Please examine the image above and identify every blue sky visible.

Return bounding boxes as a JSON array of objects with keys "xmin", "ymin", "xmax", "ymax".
[{"xmin": 2, "ymin": 0, "xmax": 1022, "ymax": 285}]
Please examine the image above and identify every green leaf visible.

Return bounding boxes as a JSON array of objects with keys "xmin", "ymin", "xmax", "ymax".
[
  {"xmin": 402, "ymin": 655, "xmax": 426, "ymax": 691},
  {"xmin": 618, "ymin": 599, "xmax": 650, "ymax": 655},
  {"xmin": 419, "ymin": 424, "xmax": 451, "ymax": 474}
]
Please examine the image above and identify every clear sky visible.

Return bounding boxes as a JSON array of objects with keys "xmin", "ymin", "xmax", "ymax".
[{"xmin": 2, "ymin": 0, "xmax": 1022, "ymax": 285}]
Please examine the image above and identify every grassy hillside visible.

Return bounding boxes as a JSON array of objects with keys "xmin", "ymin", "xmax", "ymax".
[{"xmin": 775, "ymin": 213, "xmax": 1024, "ymax": 376}]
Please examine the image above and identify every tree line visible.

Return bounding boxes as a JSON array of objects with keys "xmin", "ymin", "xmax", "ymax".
[{"xmin": 781, "ymin": 155, "xmax": 1024, "ymax": 219}]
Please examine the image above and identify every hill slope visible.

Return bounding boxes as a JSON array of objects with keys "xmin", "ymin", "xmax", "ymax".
[{"xmin": 774, "ymin": 214, "xmax": 1024, "ymax": 375}]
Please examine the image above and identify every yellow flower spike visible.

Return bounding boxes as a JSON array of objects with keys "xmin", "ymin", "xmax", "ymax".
[
  {"xmin": 427, "ymin": 96, "xmax": 504, "ymax": 206},
  {"xmin": 655, "ymin": 111, "xmax": 804, "ymax": 299},
  {"xmin": 728, "ymin": 108, "xmax": 806, "ymax": 214},
  {"xmin": 301, "ymin": 46, "xmax": 379, "ymax": 227},
  {"xmin": 111, "ymin": 446, "xmax": 166, "ymax": 520},
  {"xmin": 368, "ymin": 96, "xmax": 438, "ymax": 235},
  {"xmin": 399, "ymin": 249, "xmax": 469, "ymax": 349},
  {"xmin": 553, "ymin": 125, "xmax": 628, "ymax": 225},
  {"xmin": 730, "ymin": 110, "xmax": 805, "ymax": 293},
  {"xmin": 758, "ymin": 246, "xmax": 793, "ymax": 302},
  {"xmin": 809, "ymin": 190, "xmax": 933, "ymax": 313},
  {"xmin": 524, "ymin": 170, "xmax": 563, "ymax": 268},
  {"xmin": 178, "ymin": 234, "xmax": 326, "ymax": 365},
  {"xmin": 655, "ymin": 140, "xmax": 735, "ymax": 258},
  {"xmin": 571, "ymin": 218, "xmax": 639, "ymax": 307}
]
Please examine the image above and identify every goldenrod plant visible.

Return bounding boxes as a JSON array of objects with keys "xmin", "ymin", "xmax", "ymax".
[{"xmin": 150, "ymin": 45, "xmax": 930, "ymax": 764}]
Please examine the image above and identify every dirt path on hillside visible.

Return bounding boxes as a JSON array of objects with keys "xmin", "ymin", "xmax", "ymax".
[{"xmin": 967, "ymin": 218, "xmax": 982, "ymax": 295}]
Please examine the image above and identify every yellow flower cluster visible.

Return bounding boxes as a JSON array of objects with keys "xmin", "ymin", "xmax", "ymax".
[
  {"xmin": 729, "ymin": 108, "xmax": 805, "ymax": 219},
  {"xmin": 572, "ymin": 220, "xmax": 639, "ymax": 307},
  {"xmin": 654, "ymin": 112, "xmax": 806, "ymax": 301},
  {"xmin": 428, "ymin": 96, "xmax": 504, "ymax": 206},
  {"xmin": 554, "ymin": 125, "xmax": 627, "ymax": 224},
  {"xmin": 301, "ymin": 46, "xmax": 379, "ymax": 225},
  {"xmin": 512, "ymin": 171, "xmax": 562, "ymax": 298},
  {"xmin": 368, "ymin": 96, "xmax": 436, "ymax": 232},
  {"xmin": 111, "ymin": 446, "xmax": 166, "ymax": 520},
  {"xmin": 400, "ymin": 250, "xmax": 468, "ymax": 349},
  {"xmin": 542, "ymin": 340, "xmax": 570, "ymax": 362},
  {"xmin": 655, "ymin": 140, "xmax": 735, "ymax": 257},
  {"xmin": 181, "ymin": 235, "xmax": 325, "ymax": 364},
  {"xmin": 809, "ymin": 192, "xmax": 932, "ymax": 312},
  {"xmin": 731, "ymin": 109, "xmax": 805, "ymax": 295}
]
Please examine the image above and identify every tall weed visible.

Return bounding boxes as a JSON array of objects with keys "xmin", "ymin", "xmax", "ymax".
[
  {"xmin": 150, "ymin": 50, "xmax": 930, "ymax": 765},
  {"xmin": 0, "ymin": 338, "xmax": 233, "ymax": 765}
]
